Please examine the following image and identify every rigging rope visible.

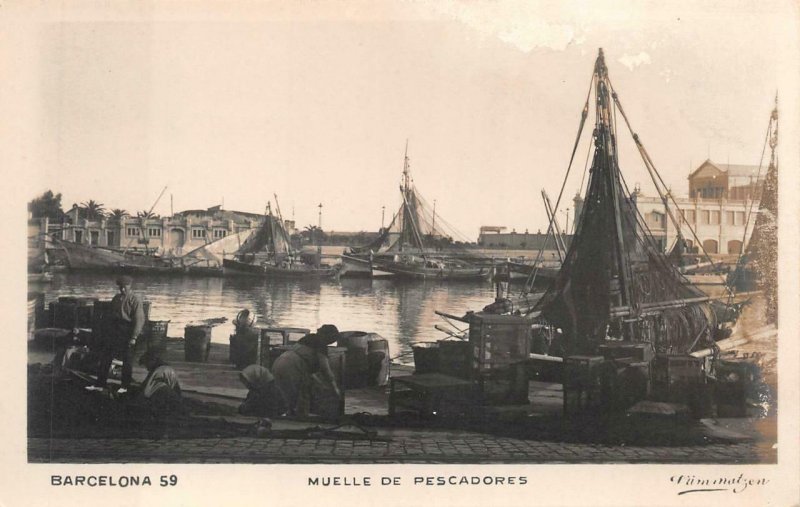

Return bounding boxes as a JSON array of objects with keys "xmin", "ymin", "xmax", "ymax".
[
  {"xmin": 522, "ymin": 69, "xmax": 595, "ymax": 294},
  {"xmin": 607, "ymin": 77, "xmax": 734, "ymax": 299},
  {"xmin": 726, "ymin": 105, "xmax": 775, "ymax": 306}
]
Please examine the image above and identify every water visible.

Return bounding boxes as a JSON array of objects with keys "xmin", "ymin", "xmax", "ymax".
[{"xmin": 40, "ymin": 273, "xmax": 499, "ymax": 364}]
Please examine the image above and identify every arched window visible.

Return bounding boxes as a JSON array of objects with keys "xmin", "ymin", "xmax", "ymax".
[
  {"xmin": 727, "ymin": 239, "xmax": 743, "ymax": 254},
  {"xmin": 702, "ymin": 239, "xmax": 718, "ymax": 254}
]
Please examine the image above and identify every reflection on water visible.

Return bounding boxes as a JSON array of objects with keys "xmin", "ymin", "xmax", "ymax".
[{"xmin": 41, "ymin": 273, "xmax": 496, "ymax": 363}]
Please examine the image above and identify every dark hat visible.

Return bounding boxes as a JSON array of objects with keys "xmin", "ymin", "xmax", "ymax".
[
  {"xmin": 317, "ymin": 324, "xmax": 340, "ymax": 338},
  {"xmin": 138, "ymin": 349, "xmax": 163, "ymax": 366},
  {"xmin": 299, "ymin": 324, "xmax": 340, "ymax": 348},
  {"xmin": 115, "ymin": 275, "xmax": 133, "ymax": 286}
]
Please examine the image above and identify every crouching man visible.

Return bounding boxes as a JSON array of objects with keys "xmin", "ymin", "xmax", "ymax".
[
  {"xmin": 137, "ymin": 350, "xmax": 182, "ymax": 416},
  {"xmin": 238, "ymin": 364, "xmax": 286, "ymax": 417}
]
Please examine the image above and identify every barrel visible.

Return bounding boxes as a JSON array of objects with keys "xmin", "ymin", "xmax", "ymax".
[
  {"xmin": 184, "ymin": 325, "xmax": 212, "ymax": 362},
  {"xmin": 367, "ymin": 335, "xmax": 390, "ymax": 386},
  {"xmin": 229, "ymin": 327, "xmax": 263, "ymax": 369},
  {"xmin": 337, "ymin": 331, "xmax": 370, "ymax": 388},
  {"xmin": 438, "ymin": 339, "xmax": 472, "ymax": 379},
  {"xmin": 142, "ymin": 320, "xmax": 169, "ymax": 353},
  {"xmin": 412, "ymin": 342, "xmax": 440, "ymax": 374}
]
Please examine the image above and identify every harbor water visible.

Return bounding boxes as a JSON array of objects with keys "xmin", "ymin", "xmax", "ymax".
[{"xmin": 38, "ymin": 273, "xmax": 502, "ymax": 364}]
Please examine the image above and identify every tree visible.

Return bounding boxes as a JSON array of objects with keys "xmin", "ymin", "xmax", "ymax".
[
  {"xmin": 81, "ymin": 200, "xmax": 106, "ymax": 220},
  {"xmin": 302, "ymin": 225, "xmax": 326, "ymax": 244},
  {"xmin": 137, "ymin": 210, "xmax": 158, "ymax": 220},
  {"xmin": 109, "ymin": 209, "xmax": 129, "ymax": 221},
  {"xmin": 28, "ymin": 190, "xmax": 64, "ymax": 220}
]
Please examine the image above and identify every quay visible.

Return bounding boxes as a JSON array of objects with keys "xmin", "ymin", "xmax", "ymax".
[{"xmin": 27, "ymin": 330, "xmax": 776, "ymax": 464}]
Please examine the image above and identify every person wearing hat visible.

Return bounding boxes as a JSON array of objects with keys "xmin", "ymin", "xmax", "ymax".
[
  {"xmin": 136, "ymin": 350, "xmax": 182, "ymax": 415},
  {"xmin": 238, "ymin": 364, "xmax": 285, "ymax": 417},
  {"xmin": 86, "ymin": 275, "xmax": 145, "ymax": 394},
  {"xmin": 272, "ymin": 324, "xmax": 342, "ymax": 417}
]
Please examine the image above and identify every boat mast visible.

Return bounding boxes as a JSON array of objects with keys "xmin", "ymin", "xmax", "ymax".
[{"xmin": 595, "ymin": 49, "xmax": 634, "ymax": 322}]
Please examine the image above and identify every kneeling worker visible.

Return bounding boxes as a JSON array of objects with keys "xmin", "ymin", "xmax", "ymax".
[
  {"xmin": 138, "ymin": 350, "xmax": 182, "ymax": 415},
  {"xmin": 272, "ymin": 324, "xmax": 342, "ymax": 417},
  {"xmin": 238, "ymin": 364, "xmax": 285, "ymax": 417}
]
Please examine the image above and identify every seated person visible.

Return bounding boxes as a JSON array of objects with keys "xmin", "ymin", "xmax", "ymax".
[
  {"xmin": 137, "ymin": 351, "xmax": 182, "ymax": 415},
  {"xmin": 238, "ymin": 364, "xmax": 285, "ymax": 417}
]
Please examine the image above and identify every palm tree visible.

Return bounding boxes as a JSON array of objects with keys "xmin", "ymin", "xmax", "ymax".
[
  {"xmin": 81, "ymin": 200, "xmax": 106, "ymax": 220},
  {"xmin": 137, "ymin": 210, "xmax": 156, "ymax": 220},
  {"xmin": 109, "ymin": 208, "xmax": 129, "ymax": 221},
  {"xmin": 302, "ymin": 225, "xmax": 325, "ymax": 244}
]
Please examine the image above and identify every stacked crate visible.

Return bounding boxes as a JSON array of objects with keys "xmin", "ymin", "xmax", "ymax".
[
  {"xmin": 467, "ymin": 313, "xmax": 531, "ymax": 405},
  {"xmin": 563, "ymin": 355, "xmax": 605, "ymax": 415}
]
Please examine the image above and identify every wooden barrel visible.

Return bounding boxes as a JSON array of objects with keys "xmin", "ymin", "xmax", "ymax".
[
  {"xmin": 142, "ymin": 320, "xmax": 169, "ymax": 353},
  {"xmin": 438, "ymin": 339, "xmax": 472, "ymax": 379},
  {"xmin": 184, "ymin": 325, "xmax": 212, "ymax": 362},
  {"xmin": 412, "ymin": 342, "xmax": 440, "ymax": 374},
  {"xmin": 367, "ymin": 335, "xmax": 390, "ymax": 386}
]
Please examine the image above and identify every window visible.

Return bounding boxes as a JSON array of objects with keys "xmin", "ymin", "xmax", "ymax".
[
  {"xmin": 213, "ymin": 229, "xmax": 227, "ymax": 239},
  {"xmin": 710, "ymin": 211, "xmax": 720, "ymax": 225},
  {"xmin": 725, "ymin": 211, "xmax": 735, "ymax": 225},
  {"xmin": 650, "ymin": 212, "xmax": 664, "ymax": 227},
  {"xmin": 682, "ymin": 209, "xmax": 695, "ymax": 224},
  {"xmin": 147, "ymin": 227, "xmax": 162, "ymax": 237},
  {"xmin": 191, "ymin": 228, "xmax": 206, "ymax": 239},
  {"xmin": 89, "ymin": 231, "xmax": 99, "ymax": 246},
  {"xmin": 106, "ymin": 230, "xmax": 115, "ymax": 246},
  {"xmin": 700, "ymin": 210, "xmax": 710, "ymax": 224},
  {"xmin": 736, "ymin": 211, "xmax": 745, "ymax": 225},
  {"xmin": 126, "ymin": 227, "xmax": 140, "ymax": 236}
]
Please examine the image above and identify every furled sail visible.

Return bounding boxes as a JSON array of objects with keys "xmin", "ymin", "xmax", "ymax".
[{"xmin": 534, "ymin": 50, "xmax": 714, "ymax": 357}]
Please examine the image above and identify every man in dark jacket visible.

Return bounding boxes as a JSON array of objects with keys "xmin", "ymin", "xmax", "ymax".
[{"xmin": 86, "ymin": 275, "xmax": 145, "ymax": 394}]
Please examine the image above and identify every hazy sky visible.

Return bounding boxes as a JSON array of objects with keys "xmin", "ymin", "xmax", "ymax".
[{"xmin": 11, "ymin": 0, "xmax": 799, "ymax": 238}]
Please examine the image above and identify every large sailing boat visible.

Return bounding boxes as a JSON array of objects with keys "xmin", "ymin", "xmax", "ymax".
[
  {"xmin": 727, "ymin": 98, "xmax": 778, "ymax": 325},
  {"xmin": 345, "ymin": 144, "xmax": 491, "ymax": 281},
  {"xmin": 530, "ymin": 49, "xmax": 734, "ymax": 361},
  {"xmin": 222, "ymin": 203, "xmax": 338, "ymax": 279}
]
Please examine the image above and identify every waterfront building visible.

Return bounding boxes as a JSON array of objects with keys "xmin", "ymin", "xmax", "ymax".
[
  {"xmin": 33, "ymin": 205, "xmax": 273, "ymax": 257},
  {"xmin": 577, "ymin": 159, "xmax": 763, "ymax": 256}
]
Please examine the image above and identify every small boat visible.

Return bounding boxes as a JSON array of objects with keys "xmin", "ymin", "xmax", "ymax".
[
  {"xmin": 373, "ymin": 254, "xmax": 490, "ymax": 281},
  {"xmin": 222, "ymin": 203, "xmax": 338, "ymax": 279},
  {"xmin": 223, "ymin": 257, "xmax": 338, "ymax": 278},
  {"xmin": 51, "ymin": 237, "xmax": 181, "ymax": 273},
  {"xmin": 344, "ymin": 143, "xmax": 490, "ymax": 281}
]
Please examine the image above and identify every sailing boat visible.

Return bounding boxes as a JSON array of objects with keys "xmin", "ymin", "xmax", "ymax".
[
  {"xmin": 222, "ymin": 203, "xmax": 338, "ymax": 279},
  {"xmin": 727, "ymin": 98, "xmax": 778, "ymax": 323},
  {"xmin": 351, "ymin": 144, "xmax": 491, "ymax": 281},
  {"xmin": 529, "ymin": 49, "xmax": 736, "ymax": 361}
]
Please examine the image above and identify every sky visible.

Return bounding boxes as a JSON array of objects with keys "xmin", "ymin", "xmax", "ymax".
[{"xmin": 8, "ymin": 0, "xmax": 800, "ymax": 240}]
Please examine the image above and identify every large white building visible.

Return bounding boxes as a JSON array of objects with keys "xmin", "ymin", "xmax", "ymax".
[{"xmin": 573, "ymin": 159, "xmax": 764, "ymax": 256}]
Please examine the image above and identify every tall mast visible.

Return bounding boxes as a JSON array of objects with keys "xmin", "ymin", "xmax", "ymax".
[{"xmin": 595, "ymin": 48, "xmax": 634, "ymax": 317}]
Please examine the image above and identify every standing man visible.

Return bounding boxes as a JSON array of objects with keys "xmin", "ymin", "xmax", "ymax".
[{"xmin": 86, "ymin": 275, "xmax": 145, "ymax": 394}]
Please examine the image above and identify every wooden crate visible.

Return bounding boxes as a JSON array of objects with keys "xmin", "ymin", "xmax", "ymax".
[{"xmin": 468, "ymin": 313, "xmax": 530, "ymax": 373}]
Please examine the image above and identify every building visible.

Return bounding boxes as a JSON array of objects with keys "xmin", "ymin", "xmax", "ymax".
[
  {"xmin": 688, "ymin": 160, "xmax": 763, "ymax": 201},
  {"xmin": 37, "ymin": 205, "xmax": 271, "ymax": 257},
  {"xmin": 572, "ymin": 159, "xmax": 763, "ymax": 256},
  {"xmin": 477, "ymin": 228, "xmax": 573, "ymax": 250}
]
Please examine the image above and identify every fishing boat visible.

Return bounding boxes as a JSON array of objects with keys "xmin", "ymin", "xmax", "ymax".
[
  {"xmin": 177, "ymin": 227, "xmax": 258, "ymax": 276},
  {"xmin": 527, "ymin": 49, "xmax": 741, "ymax": 360},
  {"xmin": 222, "ymin": 203, "xmax": 338, "ymax": 279},
  {"xmin": 467, "ymin": 47, "xmax": 745, "ymax": 401},
  {"xmin": 354, "ymin": 144, "xmax": 490, "ymax": 281},
  {"xmin": 51, "ymin": 236, "xmax": 182, "ymax": 274},
  {"xmin": 727, "ymin": 98, "xmax": 778, "ymax": 324}
]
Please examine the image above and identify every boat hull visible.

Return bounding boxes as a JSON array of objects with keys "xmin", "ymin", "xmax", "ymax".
[
  {"xmin": 222, "ymin": 258, "xmax": 338, "ymax": 279},
  {"xmin": 372, "ymin": 260, "xmax": 489, "ymax": 281},
  {"xmin": 53, "ymin": 240, "xmax": 182, "ymax": 274}
]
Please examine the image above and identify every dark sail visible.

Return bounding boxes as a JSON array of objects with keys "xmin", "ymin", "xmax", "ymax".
[
  {"xmin": 728, "ymin": 100, "xmax": 778, "ymax": 323},
  {"xmin": 534, "ymin": 49, "xmax": 713, "ymax": 357}
]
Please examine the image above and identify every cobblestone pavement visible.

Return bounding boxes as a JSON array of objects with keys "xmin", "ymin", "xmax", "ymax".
[{"xmin": 28, "ymin": 430, "xmax": 775, "ymax": 464}]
